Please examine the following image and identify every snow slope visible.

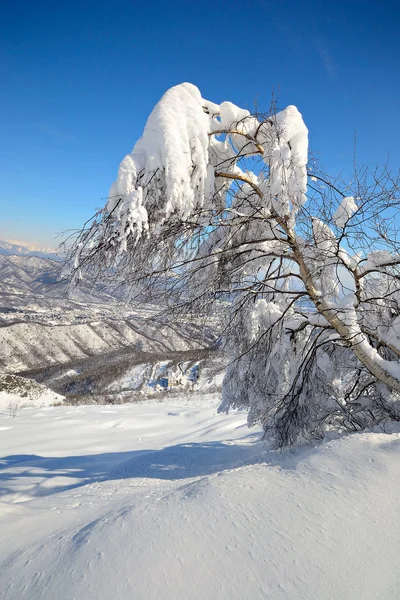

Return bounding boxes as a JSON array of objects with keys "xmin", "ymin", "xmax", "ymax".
[
  {"xmin": 0, "ymin": 374, "xmax": 64, "ymax": 412},
  {"xmin": 0, "ymin": 317, "xmax": 205, "ymax": 372},
  {"xmin": 0, "ymin": 252, "xmax": 214, "ymax": 375},
  {"xmin": 1, "ymin": 398, "xmax": 399, "ymax": 599}
]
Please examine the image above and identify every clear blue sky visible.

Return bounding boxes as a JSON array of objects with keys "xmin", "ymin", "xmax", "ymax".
[{"xmin": 1, "ymin": 0, "xmax": 399, "ymax": 248}]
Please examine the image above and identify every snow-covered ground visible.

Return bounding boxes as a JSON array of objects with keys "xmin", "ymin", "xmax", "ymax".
[
  {"xmin": 0, "ymin": 389, "xmax": 62, "ymax": 414},
  {"xmin": 1, "ymin": 396, "xmax": 400, "ymax": 599},
  {"xmin": 0, "ymin": 374, "xmax": 64, "ymax": 414}
]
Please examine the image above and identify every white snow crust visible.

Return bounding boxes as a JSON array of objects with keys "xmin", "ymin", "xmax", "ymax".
[
  {"xmin": 267, "ymin": 105, "xmax": 308, "ymax": 218},
  {"xmin": 333, "ymin": 196, "xmax": 358, "ymax": 228},
  {"xmin": 0, "ymin": 390, "xmax": 62, "ymax": 412},
  {"xmin": 1, "ymin": 398, "xmax": 400, "ymax": 600},
  {"xmin": 107, "ymin": 83, "xmax": 216, "ymax": 236},
  {"xmin": 358, "ymin": 250, "xmax": 400, "ymax": 276}
]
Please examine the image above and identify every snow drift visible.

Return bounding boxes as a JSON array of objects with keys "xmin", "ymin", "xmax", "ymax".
[{"xmin": 0, "ymin": 400, "xmax": 399, "ymax": 599}]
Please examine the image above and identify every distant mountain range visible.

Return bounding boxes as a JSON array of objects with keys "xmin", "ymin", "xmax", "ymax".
[
  {"xmin": 0, "ymin": 240, "xmax": 61, "ymax": 261},
  {"xmin": 0, "ymin": 240, "xmax": 216, "ymax": 401},
  {"xmin": 0, "ymin": 250, "xmax": 123, "ymax": 303}
]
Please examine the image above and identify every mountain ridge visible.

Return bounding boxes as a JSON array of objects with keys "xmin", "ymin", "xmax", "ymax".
[{"xmin": 0, "ymin": 239, "xmax": 61, "ymax": 261}]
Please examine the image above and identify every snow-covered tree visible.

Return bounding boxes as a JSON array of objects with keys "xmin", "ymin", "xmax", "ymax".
[{"xmin": 67, "ymin": 82, "xmax": 400, "ymax": 446}]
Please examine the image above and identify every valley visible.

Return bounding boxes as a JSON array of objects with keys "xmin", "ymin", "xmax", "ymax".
[{"xmin": 0, "ymin": 242, "xmax": 221, "ymax": 404}]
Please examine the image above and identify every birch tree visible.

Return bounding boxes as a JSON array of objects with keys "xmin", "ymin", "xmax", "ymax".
[{"xmin": 67, "ymin": 83, "xmax": 400, "ymax": 446}]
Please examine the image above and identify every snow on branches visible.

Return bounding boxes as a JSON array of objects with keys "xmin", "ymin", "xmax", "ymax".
[
  {"xmin": 68, "ymin": 83, "xmax": 400, "ymax": 446},
  {"xmin": 69, "ymin": 83, "xmax": 309, "ymax": 270}
]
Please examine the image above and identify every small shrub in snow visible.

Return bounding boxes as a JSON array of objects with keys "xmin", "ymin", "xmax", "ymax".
[{"xmin": 7, "ymin": 399, "xmax": 20, "ymax": 418}]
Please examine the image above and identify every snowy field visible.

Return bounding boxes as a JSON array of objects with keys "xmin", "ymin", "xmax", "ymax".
[{"xmin": 1, "ymin": 396, "xmax": 400, "ymax": 599}]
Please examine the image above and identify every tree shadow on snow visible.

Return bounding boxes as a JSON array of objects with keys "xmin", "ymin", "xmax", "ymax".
[{"xmin": 0, "ymin": 438, "xmax": 265, "ymax": 501}]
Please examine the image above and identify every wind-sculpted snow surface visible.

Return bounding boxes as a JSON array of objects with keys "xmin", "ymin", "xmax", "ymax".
[{"xmin": 0, "ymin": 400, "xmax": 400, "ymax": 599}]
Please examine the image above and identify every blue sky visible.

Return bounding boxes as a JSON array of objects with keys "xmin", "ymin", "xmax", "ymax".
[{"xmin": 1, "ymin": 0, "xmax": 399, "ymax": 248}]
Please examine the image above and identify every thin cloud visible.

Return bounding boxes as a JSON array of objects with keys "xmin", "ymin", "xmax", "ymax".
[
  {"xmin": 35, "ymin": 122, "xmax": 77, "ymax": 143},
  {"xmin": 315, "ymin": 37, "xmax": 337, "ymax": 80}
]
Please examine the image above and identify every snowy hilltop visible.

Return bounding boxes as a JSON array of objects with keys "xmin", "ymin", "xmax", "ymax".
[{"xmin": 0, "ymin": 374, "xmax": 64, "ymax": 413}]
